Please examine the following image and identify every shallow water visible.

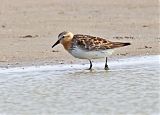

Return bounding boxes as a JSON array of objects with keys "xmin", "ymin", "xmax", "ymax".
[{"xmin": 0, "ymin": 55, "xmax": 159, "ymax": 115}]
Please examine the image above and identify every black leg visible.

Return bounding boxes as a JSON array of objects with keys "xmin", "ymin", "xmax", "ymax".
[
  {"xmin": 104, "ymin": 57, "xmax": 109, "ymax": 70},
  {"xmin": 88, "ymin": 59, "xmax": 92, "ymax": 70}
]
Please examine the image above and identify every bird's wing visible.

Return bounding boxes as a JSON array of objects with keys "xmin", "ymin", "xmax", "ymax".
[{"xmin": 73, "ymin": 34, "xmax": 130, "ymax": 51}]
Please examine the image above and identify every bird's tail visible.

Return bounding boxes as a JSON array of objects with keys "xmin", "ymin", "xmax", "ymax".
[{"xmin": 112, "ymin": 42, "xmax": 131, "ymax": 48}]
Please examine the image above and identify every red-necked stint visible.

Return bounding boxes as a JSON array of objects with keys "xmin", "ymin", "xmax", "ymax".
[{"xmin": 52, "ymin": 31, "xmax": 131, "ymax": 70}]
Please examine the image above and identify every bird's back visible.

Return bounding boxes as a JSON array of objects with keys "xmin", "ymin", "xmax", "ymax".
[{"xmin": 71, "ymin": 34, "xmax": 130, "ymax": 51}]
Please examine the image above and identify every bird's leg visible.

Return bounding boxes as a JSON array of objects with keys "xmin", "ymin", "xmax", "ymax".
[
  {"xmin": 88, "ymin": 59, "xmax": 92, "ymax": 70},
  {"xmin": 104, "ymin": 57, "xmax": 109, "ymax": 70}
]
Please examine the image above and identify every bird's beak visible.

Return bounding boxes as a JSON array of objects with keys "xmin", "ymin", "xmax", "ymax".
[{"xmin": 52, "ymin": 40, "xmax": 60, "ymax": 48}]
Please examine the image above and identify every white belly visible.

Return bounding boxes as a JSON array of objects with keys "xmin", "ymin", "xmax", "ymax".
[{"xmin": 69, "ymin": 48, "xmax": 114, "ymax": 59}]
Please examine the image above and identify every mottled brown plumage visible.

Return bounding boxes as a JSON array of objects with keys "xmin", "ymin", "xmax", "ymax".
[{"xmin": 71, "ymin": 34, "xmax": 130, "ymax": 51}]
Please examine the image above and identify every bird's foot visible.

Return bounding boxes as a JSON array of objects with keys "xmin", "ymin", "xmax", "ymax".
[
  {"xmin": 104, "ymin": 65, "xmax": 109, "ymax": 70},
  {"xmin": 86, "ymin": 68, "xmax": 93, "ymax": 71}
]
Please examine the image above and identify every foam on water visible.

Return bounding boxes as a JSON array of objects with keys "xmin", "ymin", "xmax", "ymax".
[{"xmin": 0, "ymin": 55, "xmax": 159, "ymax": 75}]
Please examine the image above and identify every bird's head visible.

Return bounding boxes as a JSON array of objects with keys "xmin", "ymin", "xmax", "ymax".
[{"xmin": 52, "ymin": 31, "xmax": 74, "ymax": 48}]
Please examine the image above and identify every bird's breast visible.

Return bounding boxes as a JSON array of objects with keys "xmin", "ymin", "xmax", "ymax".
[
  {"xmin": 69, "ymin": 47, "xmax": 114, "ymax": 59},
  {"xmin": 61, "ymin": 40, "xmax": 72, "ymax": 51}
]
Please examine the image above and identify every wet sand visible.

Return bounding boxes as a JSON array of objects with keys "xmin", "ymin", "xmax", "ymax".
[{"xmin": 0, "ymin": 0, "xmax": 159, "ymax": 68}]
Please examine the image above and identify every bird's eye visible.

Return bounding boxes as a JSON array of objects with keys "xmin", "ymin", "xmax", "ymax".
[{"xmin": 62, "ymin": 36, "xmax": 64, "ymax": 38}]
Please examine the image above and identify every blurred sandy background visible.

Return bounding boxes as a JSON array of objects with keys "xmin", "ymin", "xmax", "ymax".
[{"xmin": 0, "ymin": 0, "xmax": 159, "ymax": 67}]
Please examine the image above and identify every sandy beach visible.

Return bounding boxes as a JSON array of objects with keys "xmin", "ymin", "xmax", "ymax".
[{"xmin": 0, "ymin": 0, "xmax": 159, "ymax": 68}]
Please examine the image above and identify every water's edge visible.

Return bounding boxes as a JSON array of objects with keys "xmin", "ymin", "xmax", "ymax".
[{"xmin": 0, "ymin": 55, "xmax": 159, "ymax": 74}]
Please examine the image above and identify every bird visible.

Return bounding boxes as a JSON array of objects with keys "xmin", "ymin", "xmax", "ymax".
[{"xmin": 52, "ymin": 31, "xmax": 131, "ymax": 70}]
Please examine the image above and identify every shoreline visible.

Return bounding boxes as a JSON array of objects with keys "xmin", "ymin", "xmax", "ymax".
[
  {"xmin": 0, "ymin": 55, "xmax": 158, "ymax": 71},
  {"xmin": 0, "ymin": 53, "xmax": 158, "ymax": 69}
]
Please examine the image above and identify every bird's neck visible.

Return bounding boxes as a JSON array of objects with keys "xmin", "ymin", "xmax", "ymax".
[{"xmin": 61, "ymin": 39, "xmax": 72, "ymax": 51}]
